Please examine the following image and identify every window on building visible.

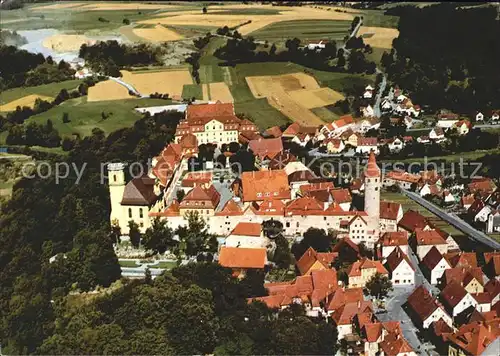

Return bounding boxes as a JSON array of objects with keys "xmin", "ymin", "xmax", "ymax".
[
  {"xmin": 139, "ymin": 208, "xmax": 143, "ymax": 218},
  {"xmin": 286, "ymin": 222, "xmax": 290, "ymax": 228},
  {"xmin": 128, "ymin": 208, "xmax": 132, "ymax": 218},
  {"xmin": 113, "ymin": 175, "xmax": 117, "ymax": 182}
]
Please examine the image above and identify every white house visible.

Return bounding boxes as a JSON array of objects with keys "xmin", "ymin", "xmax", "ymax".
[
  {"xmin": 386, "ymin": 137, "xmax": 404, "ymax": 153},
  {"xmin": 363, "ymin": 89, "xmax": 373, "ymax": 99},
  {"xmin": 429, "ymin": 127, "xmax": 445, "ymax": 141},
  {"xmin": 487, "ymin": 210, "xmax": 500, "ymax": 233},
  {"xmin": 414, "ymin": 229, "xmax": 448, "ymax": 260},
  {"xmin": 381, "ymin": 99, "xmax": 392, "ymax": 111},
  {"xmin": 356, "ymin": 137, "xmax": 379, "ymax": 155},
  {"xmin": 384, "ymin": 247, "xmax": 415, "ymax": 286},
  {"xmin": 440, "ymin": 282, "xmax": 478, "ymax": 317},
  {"xmin": 362, "ymin": 105, "xmax": 374, "ymax": 117},
  {"xmin": 224, "ymin": 222, "xmax": 269, "ymax": 249},
  {"xmin": 407, "ymin": 285, "xmax": 453, "ymax": 329},
  {"xmin": 491, "ymin": 111, "xmax": 499, "ymax": 123},
  {"xmin": 421, "ymin": 246, "xmax": 451, "ymax": 285},
  {"xmin": 475, "ymin": 112, "xmax": 484, "ymax": 122},
  {"xmin": 306, "ymin": 40, "xmax": 327, "ymax": 50}
]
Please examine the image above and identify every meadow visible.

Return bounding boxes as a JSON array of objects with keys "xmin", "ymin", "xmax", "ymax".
[{"xmin": 25, "ymin": 97, "xmax": 171, "ymax": 138}]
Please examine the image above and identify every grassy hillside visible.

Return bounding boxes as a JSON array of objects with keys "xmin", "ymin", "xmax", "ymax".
[{"xmin": 0, "ymin": 80, "xmax": 83, "ymax": 106}]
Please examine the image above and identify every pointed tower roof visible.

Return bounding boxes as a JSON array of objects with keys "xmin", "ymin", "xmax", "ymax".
[{"xmin": 365, "ymin": 151, "xmax": 380, "ymax": 178}]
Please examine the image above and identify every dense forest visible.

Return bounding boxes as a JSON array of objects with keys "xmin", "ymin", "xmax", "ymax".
[
  {"xmin": 383, "ymin": 3, "xmax": 500, "ymax": 114},
  {"xmin": 0, "ymin": 46, "xmax": 75, "ymax": 90},
  {"xmin": 79, "ymin": 41, "xmax": 164, "ymax": 76}
]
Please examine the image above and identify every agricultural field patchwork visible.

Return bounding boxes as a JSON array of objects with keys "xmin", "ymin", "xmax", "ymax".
[
  {"xmin": 358, "ymin": 26, "xmax": 399, "ymax": 49},
  {"xmin": 132, "ymin": 25, "xmax": 183, "ymax": 43},
  {"xmin": 246, "ymin": 73, "xmax": 344, "ymax": 126},
  {"xmin": 251, "ymin": 19, "xmax": 352, "ymax": 44},
  {"xmin": 87, "ymin": 80, "xmax": 133, "ymax": 102},
  {"xmin": 202, "ymin": 82, "xmax": 234, "ymax": 103},
  {"xmin": 120, "ymin": 70, "xmax": 193, "ymax": 98},
  {"xmin": 0, "ymin": 94, "xmax": 54, "ymax": 112}
]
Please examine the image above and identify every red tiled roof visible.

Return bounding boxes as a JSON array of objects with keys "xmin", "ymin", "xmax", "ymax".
[
  {"xmin": 468, "ymin": 179, "xmax": 497, "ymax": 194},
  {"xmin": 444, "ymin": 252, "xmax": 478, "ymax": 269},
  {"xmin": 444, "ymin": 321, "xmax": 498, "ymax": 356},
  {"xmin": 299, "ymin": 181, "xmax": 335, "ymax": 195},
  {"xmin": 179, "ymin": 133, "xmax": 198, "ymax": 149},
  {"xmin": 379, "ymin": 332, "xmax": 414, "ymax": 356},
  {"xmin": 187, "ymin": 101, "xmax": 234, "ymax": 118},
  {"xmin": 296, "ymin": 247, "xmax": 335, "ymax": 275},
  {"xmin": 326, "ymin": 287, "xmax": 364, "ymax": 311},
  {"xmin": 379, "ymin": 231, "xmax": 408, "ymax": 247},
  {"xmin": 443, "ymin": 267, "xmax": 484, "ymax": 288},
  {"xmin": 365, "ymin": 151, "xmax": 380, "ymax": 178},
  {"xmin": 380, "ymin": 201, "xmax": 402, "ymax": 220},
  {"xmin": 421, "ymin": 246, "xmax": 448, "ymax": 271},
  {"xmin": 441, "ymin": 281, "xmax": 468, "ymax": 309},
  {"xmin": 332, "ymin": 237, "xmax": 360, "ymax": 254},
  {"xmin": 265, "ymin": 126, "xmax": 282, "ymax": 138},
  {"xmin": 250, "ymin": 199, "xmax": 286, "ymax": 215},
  {"xmin": 149, "ymin": 199, "xmax": 180, "ymax": 217},
  {"xmin": 484, "ymin": 252, "xmax": 500, "ymax": 278},
  {"xmin": 358, "ymin": 137, "xmax": 378, "ymax": 146},
  {"xmin": 179, "ymin": 185, "xmax": 220, "ymax": 209},
  {"xmin": 385, "ymin": 247, "xmax": 415, "ymax": 272},
  {"xmin": 121, "ymin": 176, "xmax": 157, "ymax": 205},
  {"xmin": 240, "ymin": 170, "xmax": 290, "ymax": 202},
  {"xmin": 330, "ymin": 188, "xmax": 352, "ymax": 204},
  {"xmin": 385, "ymin": 170, "xmax": 421, "ymax": 183},
  {"xmin": 363, "ymin": 322, "xmax": 383, "ymax": 342},
  {"xmin": 215, "ymin": 199, "xmax": 244, "ymax": 216},
  {"xmin": 230, "ymin": 222, "xmax": 261, "ymax": 237},
  {"xmin": 407, "ymin": 285, "xmax": 441, "ymax": 321},
  {"xmin": 332, "ymin": 300, "xmax": 373, "ymax": 325},
  {"xmin": 181, "ymin": 171, "xmax": 212, "ymax": 187},
  {"xmin": 473, "ymin": 292, "xmax": 492, "ymax": 305},
  {"xmin": 415, "ymin": 229, "xmax": 448, "ymax": 246},
  {"xmin": 218, "ymin": 247, "xmax": 267, "ymax": 269},
  {"xmin": 285, "ymin": 196, "xmax": 325, "ymax": 216},
  {"xmin": 398, "ymin": 209, "xmax": 431, "ymax": 232},
  {"xmin": 248, "ymin": 137, "xmax": 283, "ymax": 159},
  {"xmin": 484, "ymin": 279, "xmax": 500, "ymax": 299},
  {"xmin": 348, "ymin": 258, "xmax": 388, "ymax": 277},
  {"xmin": 334, "ymin": 115, "xmax": 355, "ymax": 129}
]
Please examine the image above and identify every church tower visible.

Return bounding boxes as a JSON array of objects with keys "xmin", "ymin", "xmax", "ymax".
[
  {"xmin": 364, "ymin": 151, "xmax": 381, "ymax": 231},
  {"xmin": 107, "ymin": 163, "xmax": 126, "ymax": 229}
]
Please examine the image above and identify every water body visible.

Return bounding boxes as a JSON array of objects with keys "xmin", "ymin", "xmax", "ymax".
[{"xmin": 18, "ymin": 28, "xmax": 122, "ymax": 62}]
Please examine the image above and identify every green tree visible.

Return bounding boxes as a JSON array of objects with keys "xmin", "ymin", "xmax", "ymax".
[
  {"xmin": 62, "ymin": 112, "xmax": 70, "ymax": 123},
  {"xmin": 128, "ymin": 221, "xmax": 141, "ymax": 248},
  {"xmin": 141, "ymin": 218, "xmax": 176, "ymax": 254},
  {"xmin": 271, "ymin": 235, "xmax": 292, "ymax": 269},
  {"xmin": 175, "ymin": 211, "xmax": 218, "ymax": 258},
  {"xmin": 364, "ymin": 272, "xmax": 393, "ymax": 299}
]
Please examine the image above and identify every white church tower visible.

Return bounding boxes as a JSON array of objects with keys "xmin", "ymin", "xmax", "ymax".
[
  {"xmin": 107, "ymin": 163, "xmax": 126, "ymax": 229},
  {"xmin": 364, "ymin": 151, "xmax": 381, "ymax": 234}
]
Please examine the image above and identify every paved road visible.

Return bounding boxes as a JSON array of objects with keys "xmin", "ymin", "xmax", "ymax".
[
  {"xmin": 403, "ymin": 190, "xmax": 500, "ymax": 250},
  {"xmin": 373, "ymin": 68, "xmax": 386, "ymax": 118},
  {"xmin": 407, "ymin": 124, "xmax": 499, "ymax": 132}
]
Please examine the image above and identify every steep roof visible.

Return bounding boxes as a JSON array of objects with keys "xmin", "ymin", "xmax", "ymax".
[
  {"xmin": 218, "ymin": 247, "xmax": 267, "ymax": 269},
  {"xmin": 186, "ymin": 101, "xmax": 235, "ymax": 118},
  {"xmin": 240, "ymin": 170, "xmax": 290, "ymax": 202},
  {"xmin": 385, "ymin": 247, "xmax": 415, "ymax": 272},
  {"xmin": 268, "ymin": 152, "xmax": 296, "ymax": 170},
  {"xmin": 248, "ymin": 137, "xmax": 283, "ymax": 159},
  {"xmin": 443, "ymin": 267, "xmax": 484, "ymax": 287},
  {"xmin": 379, "ymin": 332, "xmax": 414, "ymax": 356},
  {"xmin": 179, "ymin": 185, "xmax": 220, "ymax": 209},
  {"xmin": 121, "ymin": 176, "xmax": 157, "ymax": 206},
  {"xmin": 215, "ymin": 199, "xmax": 244, "ymax": 216},
  {"xmin": 415, "ymin": 228, "xmax": 447, "ymax": 246},
  {"xmin": 296, "ymin": 247, "xmax": 336, "ymax": 275},
  {"xmin": 407, "ymin": 285, "xmax": 441, "ymax": 321},
  {"xmin": 348, "ymin": 258, "xmax": 388, "ymax": 277},
  {"xmin": 331, "ymin": 300, "xmax": 373, "ymax": 326},
  {"xmin": 285, "ymin": 196, "xmax": 325, "ymax": 216},
  {"xmin": 421, "ymin": 246, "xmax": 448, "ymax": 271},
  {"xmin": 230, "ymin": 222, "xmax": 261, "ymax": 237},
  {"xmin": 265, "ymin": 126, "xmax": 282, "ymax": 138},
  {"xmin": 444, "ymin": 252, "xmax": 478, "ymax": 269},
  {"xmin": 380, "ymin": 201, "xmax": 402, "ymax": 220},
  {"xmin": 365, "ymin": 151, "xmax": 380, "ymax": 178},
  {"xmin": 441, "ymin": 281, "xmax": 469, "ymax": 309},
  {"xmin": 326, "ymin": 287, "xmax": 364, "ymax": 311},
  {"xmin": 398, "ymin": 209, "xmax": 430, "ymax": 232},
  {"xmin": 181, "ymin": 171, "xmax": 212, "ymax": 187},
  {"xmin": 379, "ymin": 231, "xmax": 408, "ymax": 247},
  {"xmin": 250, "ymin": 199, "xmax": 286, "ymax": 215},
  {"xmin": 330, "ymin": 188, "xmax": 352, "ymax": 204},
  {"xmin": 445, "ymin": 321, "xmax": 498, "ymax": 356}
]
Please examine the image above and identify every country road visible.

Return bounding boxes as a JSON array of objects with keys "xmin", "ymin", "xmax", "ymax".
[
  {"xmin": 109, "ymin": 76, "xmax": 144, "ymax": 97},
  {"xmin": 403, "ymin": 189, "xmax": 500, "ymax": 250},
  {"xmin": 374, "ymin": 68, "xmax": 386, "ymax": 118}
]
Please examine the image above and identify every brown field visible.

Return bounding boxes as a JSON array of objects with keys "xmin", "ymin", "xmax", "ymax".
[
  {"xmin": 87, "ymin": 80, "xmax": 132, "ymax": 102},
  {"xmin": 34, "ymin": 2, "xmax": 86, "ymax": 10},
  {"xmin": 246, "ymin": 73, "xmax": 332, "ymax": 126},
  {"xmin": 358, "ymin": 26, "xmax": 399, "ymax": 49},
  {"xmin": 132, "ymin": 25, "xmax": 183, "ymax": 43},
  {"xmin": 203, "ymin": 82, "xmax": 233, "ymax": 103},
  {"xmin": 0, "ymin": 94, "xmax": 53, "ymax": 112},
  {"xmin": 288, "ymin": 88, "xmax": 344, "ymax": 109},
  {"xmin": 42, "ymin": 34, "xmax": 96, "ymax": 52},
  {"xmin": 121, "ymin": 70, "xmax": 192, "ymax": 97},
  {"xmin": 141, "ymin": 5, "xmax": 353, "ymax": 35},
  {"xmin": 80, "ymin": 3, "xmax": 178, "ymax": 11}
]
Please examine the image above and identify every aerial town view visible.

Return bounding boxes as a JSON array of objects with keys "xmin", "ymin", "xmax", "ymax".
[{"xmin": 1, "ymin": 0, "xmax": 500, "ymax": 355}]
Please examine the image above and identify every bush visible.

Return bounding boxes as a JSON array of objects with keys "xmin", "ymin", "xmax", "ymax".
[{"xmin": 123, "ymin": 18, "xmax": 130, "ymax": 25}]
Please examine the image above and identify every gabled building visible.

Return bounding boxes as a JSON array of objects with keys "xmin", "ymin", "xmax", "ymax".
[
  {"xmin": 296, "ymin": 247, "xmax": 336, "ymax": 276},
  {"xmin": 356, "ymin": 137, "xmax": 379, "ymax": 155},
  {"xmin": 383, "ymin": 170, "xmax": 421, "ymax": 190},
  {"xmin": 248, "ymin": 137, "xmax": 284, "ymax": 160},
  {"xmin": 348, "ymin": 258, "xmax": 389, "ymax": 288},
  {"xmin": 440, "ymin": 281, "xmax": 478, "ymax": 317},
  {"xmin": 441, "ymin": 267, "xmax": 485, "ymax": 294},
  {"xmin": 377, "ymin": 231, "xmax": 409, "ymax": 258},
  {"xmin": 179, "ymin": 185, "xmax": 221, "ymax": 217},
  {"xmin": 413, "ymin": 228, "xmax": 448, "ymax": 260},
  {"xmin": 406, "ymin": 285, "xmax": 453, "ymax": 329},
  {"xmin": 445, "ymin": 321, "xmax": 500, "ymax": 356},
  {"xmin": 225, "ymin": 222, "xmax": 268, "ymax": 249},
  {"xmin": 421, "ymin": 246, "xmax": 451, "ymax": 285},
  {"xmin": 239, "ymin": 170, "xmax": 290, "ymax": 203},
  {"xmin": 218, "ymin": 246, "xmax": 267, "ymax": 278},
  {"xmin": 379, "ymin": 201, "xmax": 403, "ymax": 232},
  {"xmin": 384, "ymin": 247, "xmax": 415, "ymax": 286}
]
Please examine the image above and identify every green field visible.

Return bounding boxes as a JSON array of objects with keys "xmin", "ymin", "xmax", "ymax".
[
  {"xmin": 310, "ymin": 107, "xmax": 339, "ymax": 122},
  {"xmin": 26, "ymin": 97, "xmax": 171, "ymax": 138},
  {"xmin": 182, "ymin": 84, "xmax": 203, "ymax": 100},
  {"xmin": 234, "ymin": 98, "xmax": 290, "ymax": 129},
  {"xmin": 252, "ymin": 19, "xmax": 352, "ymax": 44},
  {"xmin": 210, "ymin": 8, "xmax": 282, "ymax": 15},
  {"xmin": 149, "ymin": 261, "xmax": 177, "ymax": 269},
  {"xmin": 119, "ymin": 260, "xmax": 139, "ymax": 268},
  {"xmin": 359, "ymin": 9, "xmax": 400, "ymax": 28},
  {"xmin": 0, "ymin": 80, "xmax": 83, "ymax": 106},
  {"xmin": 381, "ymin": 190, "xmax": 464, "ymax": 237}
]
